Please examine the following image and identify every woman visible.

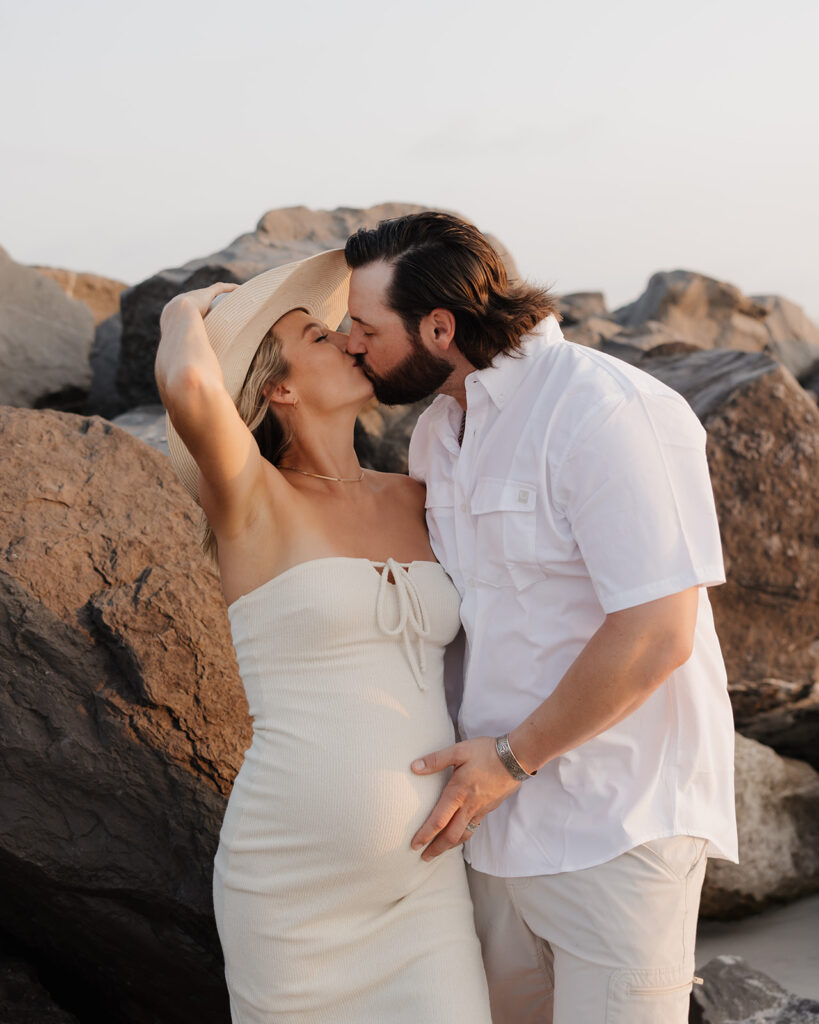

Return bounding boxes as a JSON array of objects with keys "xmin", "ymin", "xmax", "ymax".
[{"xmin": 155, "ymin": 250, "xmax": 491, "ymax": 1023}]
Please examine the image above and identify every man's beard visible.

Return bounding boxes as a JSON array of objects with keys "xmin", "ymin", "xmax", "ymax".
[{"xmin": 359, "ymin": 328, "xmax": 453, "ymax": 406}]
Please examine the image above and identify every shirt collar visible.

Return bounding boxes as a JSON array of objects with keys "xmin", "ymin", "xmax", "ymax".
[{"xmin": 468, "ymin": 314, "xmax": 564, "ymax": 410}]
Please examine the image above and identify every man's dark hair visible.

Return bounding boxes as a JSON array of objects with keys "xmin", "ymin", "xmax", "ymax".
[{"xmin": 345, "ymin": 211, "xmax": 558, "ymax": 369}]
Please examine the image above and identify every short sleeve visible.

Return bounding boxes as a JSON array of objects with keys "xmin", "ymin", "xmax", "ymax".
[{"xmin": 552, "ymin": 390, "xmax": 726, "ymax": 614}]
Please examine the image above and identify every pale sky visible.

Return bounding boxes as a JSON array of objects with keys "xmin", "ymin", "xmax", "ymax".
[{"xmin": 2, "ymin": 0, "xmax": 817, "ymax": 318}]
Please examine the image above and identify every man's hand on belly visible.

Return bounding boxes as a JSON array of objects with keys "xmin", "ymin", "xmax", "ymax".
[{"xmin": 409, "ymin": 737, "xmax": 521, "ymax": 861}]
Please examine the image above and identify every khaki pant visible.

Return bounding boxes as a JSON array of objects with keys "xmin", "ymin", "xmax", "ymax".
[{"xmin": 467, "ymin": 836, "xmax": 708, "ymax": 1024}]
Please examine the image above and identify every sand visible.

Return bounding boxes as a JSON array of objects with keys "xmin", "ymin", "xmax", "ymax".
[{"xmin": 696, "ymin": 894, "xmax": 819, "ymax": 999}]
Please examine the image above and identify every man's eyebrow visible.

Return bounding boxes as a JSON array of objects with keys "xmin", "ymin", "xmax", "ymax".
[{"xmin": 350, "ymin": 315, "xmax": 373, "ymax": 328}]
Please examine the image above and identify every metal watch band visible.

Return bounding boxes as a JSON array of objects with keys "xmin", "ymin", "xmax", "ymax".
[{"xmin": 495, "ymin": 734, "xmax": 536, "ymax": 781}]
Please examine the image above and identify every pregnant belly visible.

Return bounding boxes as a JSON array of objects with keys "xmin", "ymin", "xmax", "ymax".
[{"xmin": 216, "ymin": 709, "xmax": 455, "ymax": 905}]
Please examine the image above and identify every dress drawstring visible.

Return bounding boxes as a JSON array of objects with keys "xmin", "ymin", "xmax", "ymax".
[{"xmin": 374, "ymin": 559, "xmax": 431, "ymax": 691}]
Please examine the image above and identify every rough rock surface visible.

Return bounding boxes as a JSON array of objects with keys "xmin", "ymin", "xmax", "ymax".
[
  {"xmin": 690, "ymin": 955, "xmax": 819, "ymax": 1023},
  {"xmin": 116, "ymin": 203, "xmax": 518, "ymax": 410},
  {"xmin": 0, "ymin": 247, "xmax": 95, "ymax": 409},
  {"xmin": 0, "ymin": 406, "xmax": 250, "ymax": 1024},
  {"xmin": 0, "ymin": 950, "xmax": 80, "ymax": 1024},
  {"xmin": 31, "ymin": 267, "xmax": 127, "ymax": 326},
  {"xmin": 701, "ymin": 366, "xmax": 819, "ymax": 766},
  {"xmin": 701, "ymin": 735, "xmax": 819, "ymax": 918}
]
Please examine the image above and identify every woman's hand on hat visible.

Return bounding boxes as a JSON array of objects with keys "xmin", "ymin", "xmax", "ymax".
[{"xmin": 161, "ymin": 282, "xmax": 240, "ymax": 330}]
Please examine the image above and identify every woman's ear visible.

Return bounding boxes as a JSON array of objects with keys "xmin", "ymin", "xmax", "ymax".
[{"xmin": 267, "ymin": 382, "xmax": 298, "ymax": 408}]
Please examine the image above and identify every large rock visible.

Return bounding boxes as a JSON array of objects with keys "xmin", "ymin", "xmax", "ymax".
[
  {"xmin": 87, "ymin": 311, "xmax": 123, "ymax": 417},
  {"xmin": 0, "ymin": 950, "xmax": 80, "ymax": 1024},
  {"xmin": 690, "ymin": 955, "xmax": 819, "ymax": 1023},
  {"xmin": 701, "ymin": 365, "xmax": 819, "ymax": 766},
  {"xmin": 613, "ymin": 270, "xmax": 819, "ymax": 382},
  {"xmin": 0, "ymin": 406, "xmax": 250, "ymax": 1024},
  {"xmin": 31, "ymin": 267, "xmax": 127, "ymax": 326},
  {"xmin": 0, "ymin": 247, "xmax": 95, "ymax": 409},
  {"xmin": 701, "ymin": 735, "xmax": 819, "ymax": 918},
  {"xmin": 752, "ymin": 294, "xmax": 819, "ymax": 382},
  {"xmin": 614, "ymin": 270, "xmax": 771, "ymax": 353},
  {"xmin": 116, "ymin": 203, "xmax": 518, "ymax": 410},
  {"xmin": 29, "ymin": 268, "xmax": 128, "ymax": 416}
]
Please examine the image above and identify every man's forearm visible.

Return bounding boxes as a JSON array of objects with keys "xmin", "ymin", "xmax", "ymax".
[{"xmin": 508, "ymin": 587, "xmax": 698, "ymax": 774}]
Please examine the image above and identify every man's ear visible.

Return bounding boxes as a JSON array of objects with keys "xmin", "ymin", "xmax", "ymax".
[{"xmin": 420, "ymin": 308, "xmax": 457, "ymax": 352}]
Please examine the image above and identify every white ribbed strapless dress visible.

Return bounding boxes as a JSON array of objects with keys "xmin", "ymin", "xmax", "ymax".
[{"xmin": 213, "ymin": 557, "xmax": 492, "ymax": 1023}]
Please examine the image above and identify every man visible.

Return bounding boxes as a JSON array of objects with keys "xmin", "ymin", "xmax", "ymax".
[{"xmin": 344, "ymin": 212, "xmax": 737, "ymax": 1024}]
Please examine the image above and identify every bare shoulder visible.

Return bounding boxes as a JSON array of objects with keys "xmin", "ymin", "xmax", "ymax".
[{"xmin": 368, "ymin": 470, "xmax": 426, "ymax": 511}]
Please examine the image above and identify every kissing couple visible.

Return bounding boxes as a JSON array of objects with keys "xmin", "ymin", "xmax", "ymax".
[{"xmin": 156, "ymin": 210, "xmax": 738, "ymax": 1024}]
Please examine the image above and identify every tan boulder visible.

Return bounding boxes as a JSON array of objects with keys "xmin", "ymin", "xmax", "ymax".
[
  {"xmin": 30, "ymin": 266, "xmax": 127, "ymax": 326},
  {"xmin": 0, "ymin": 406, "xmax": 248, "ymax": 1024}
]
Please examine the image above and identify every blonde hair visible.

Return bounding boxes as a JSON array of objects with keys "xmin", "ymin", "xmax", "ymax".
[{"xmin": 201, "ymin": 326, "xmax": 292, "ymax": 561}]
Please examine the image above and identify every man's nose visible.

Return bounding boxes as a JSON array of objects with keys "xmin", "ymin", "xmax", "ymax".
[{"xmin": 345, "ymin": 330, "xmax": 367, "ymax": 355}]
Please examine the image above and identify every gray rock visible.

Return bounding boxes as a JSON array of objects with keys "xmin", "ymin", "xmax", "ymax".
[
  {"xmin": 112, "ymin": 402, "xmax": 168, "ymax": 455},
  {"xmin": 602, "ymin": 344, "xmax": 779, "ymax": 419},
  {"xmin": 701, "ymin": 735, "xmax": 819, "ymax": 918},
  {"xmin": 116, "ymin": 203, "xmax": 518, "ymax": 410},
  {"xmin": 556, "ymin": 291, "xmax": 608, "ymax": 324},
  {"xmin": 86, "ymin": 311, "xmax": 122, "ymax": 417},
  {"xmin": 0, "ymin": 246, "xmax": 95, "ymax": 409},
  {"xmin": 690, "ymin": 955, "xmax": 819, "ymax": 1023}
]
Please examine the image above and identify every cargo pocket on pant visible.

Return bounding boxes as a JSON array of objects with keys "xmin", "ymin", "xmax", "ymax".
[{"xmin": 606, "ymin": 963, "xmax": 694, "ymax": 1024}]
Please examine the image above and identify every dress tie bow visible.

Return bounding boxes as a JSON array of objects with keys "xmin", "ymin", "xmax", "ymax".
[{"xmin": 374, "ymin": 559, "xmax": 431, "ymax": 691}]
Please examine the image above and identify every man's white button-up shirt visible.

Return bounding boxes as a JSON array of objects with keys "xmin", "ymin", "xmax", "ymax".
[{"xmin": 408, "ymin": 316, "xmax": 738, "ymax": 877}]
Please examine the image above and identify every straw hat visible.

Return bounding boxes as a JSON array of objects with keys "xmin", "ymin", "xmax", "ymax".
[{"xmin": 166, "ymin": 249, "xmax": 351, "ymax": 504}]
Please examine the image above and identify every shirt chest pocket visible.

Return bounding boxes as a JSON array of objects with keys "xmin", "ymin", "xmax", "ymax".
[{"xmin": 469, "ymin": 477, "xmax": 543, "ymax": 590}]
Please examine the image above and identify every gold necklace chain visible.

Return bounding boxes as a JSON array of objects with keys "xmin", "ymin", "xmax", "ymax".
[{"xmin": 280, "ymin": 466, "xmax": 365, "ymax": 483}]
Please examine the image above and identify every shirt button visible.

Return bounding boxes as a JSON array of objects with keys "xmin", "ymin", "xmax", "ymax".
[{"xmin": 460, "ymin": 503, "xmax": 467, "ymax": 512}]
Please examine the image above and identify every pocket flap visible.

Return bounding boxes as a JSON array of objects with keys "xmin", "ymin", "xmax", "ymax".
[{"xmin": 470, "ymin": 477, "xmax": 537, "ymax": 514}]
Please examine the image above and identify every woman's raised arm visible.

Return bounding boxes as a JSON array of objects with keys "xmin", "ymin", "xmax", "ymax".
[{"xmin": 155, "ymin": 282, "xmax": 268, "ymax": 536}]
